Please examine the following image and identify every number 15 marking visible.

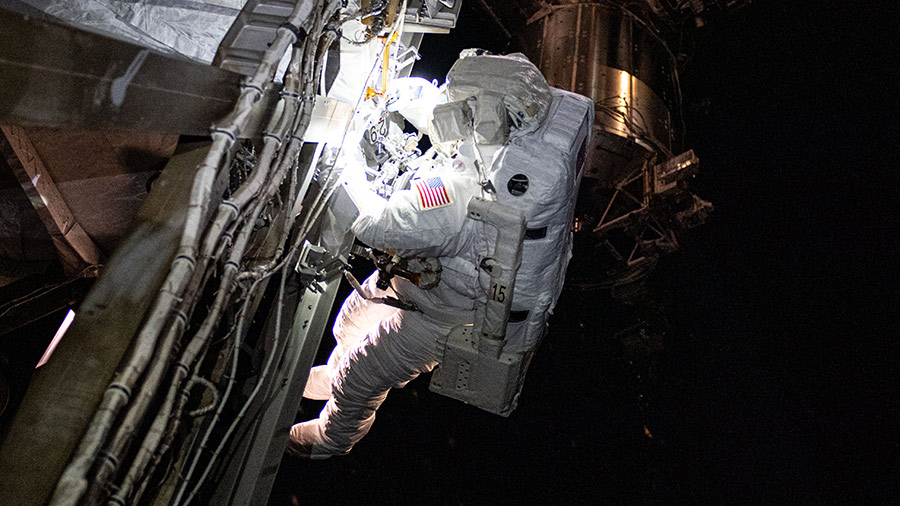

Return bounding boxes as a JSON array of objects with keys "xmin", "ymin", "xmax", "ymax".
[{"xmin": 490, "ymin": 283, "xmax": 508, "ymax": 303}]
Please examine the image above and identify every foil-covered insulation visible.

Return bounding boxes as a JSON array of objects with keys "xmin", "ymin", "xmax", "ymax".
[{"xmin": 22, "ymin": 0, "xmax": 246, "ymax": 63}]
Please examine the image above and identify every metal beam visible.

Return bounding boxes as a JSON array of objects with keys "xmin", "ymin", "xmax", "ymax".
[
  {"xmin": 211, "ymin": 273, "xmax": 342, "ymax": 506},
  {"xmin": 0, "ymin": 8, "xmax": 243, "ymax": 135},
  {"xmin": 0, "ymin": 126, "xmax": 103, "ymax": 274},
  {"xmin": 209, "ymin": 148, "xmax": 352, "ymax": 505}
]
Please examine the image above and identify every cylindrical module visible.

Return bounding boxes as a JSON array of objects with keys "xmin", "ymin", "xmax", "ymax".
[{"xmin": 513, "ymin": 2, "xmax": 679, "ymax": 183}]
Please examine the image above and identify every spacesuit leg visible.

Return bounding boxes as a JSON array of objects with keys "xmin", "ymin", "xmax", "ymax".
[
  {"xmin": 303, "ymin": 273, "xmax": 400, "ymax": 400},
  {"xmin": 289, "ymin": 310, "xmax": 449, "ymax": 458}
]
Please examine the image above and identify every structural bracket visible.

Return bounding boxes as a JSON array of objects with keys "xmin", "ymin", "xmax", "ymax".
[{"xmin": 0, "ymin": 126, "xmax": 103, "ymax": 274}]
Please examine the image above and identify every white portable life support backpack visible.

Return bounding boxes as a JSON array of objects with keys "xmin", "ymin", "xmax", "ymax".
[
  {"xmin": 488, "ymin": 87, "xmax": 593, "ymax": 352},
  {"xmin": 429, "ymin": 52, "xmax": 593, "ymax": 416}
]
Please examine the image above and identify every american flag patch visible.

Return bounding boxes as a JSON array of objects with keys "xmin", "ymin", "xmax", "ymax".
[{"xmin": 414, "ymin": 177, "xmax": 452, "ymax": 210}]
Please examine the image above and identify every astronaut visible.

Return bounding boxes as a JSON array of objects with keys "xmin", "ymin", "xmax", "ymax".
[
  {"xmin": 287, "ymin": 153, "xmax": 486, "ymax": 458},
  {"xmin": 287, "ymin": 53, "xmax": 564, "ymax": 458}
]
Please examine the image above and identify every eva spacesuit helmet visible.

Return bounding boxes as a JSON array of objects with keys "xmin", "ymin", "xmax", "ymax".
[{"xmin": 432, "ymin": 50, "xmax": 554, "ymax": 146}]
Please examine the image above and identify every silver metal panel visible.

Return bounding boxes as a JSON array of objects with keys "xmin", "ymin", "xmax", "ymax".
[
  {"xmin": 403, "ymin": 0, "xmax": 462, "ymax": 33},
  {"xmin": 213, "ymin": 0, "xmax": 294, "ymax": 75},
  {"xmin": 396, "ymin": 31, "xmax": 425, "ymax": 77},
  {"xmin": 249, "ymin": 0, "xmax": 294, "ymax": 17}
]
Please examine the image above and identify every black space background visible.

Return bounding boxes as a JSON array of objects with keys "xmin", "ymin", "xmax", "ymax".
[{"xmin": 270, "ymin": 1, "xmax": 900, "ymax": 504}]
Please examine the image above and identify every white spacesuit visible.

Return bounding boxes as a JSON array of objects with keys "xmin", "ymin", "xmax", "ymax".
[
  {"xmin": 288, "ymin": 51, "xmax": 590, "ymax": 458},
  {"xmin": 288, "ymin": 161, "xmax": 485, "ymax": 458}
]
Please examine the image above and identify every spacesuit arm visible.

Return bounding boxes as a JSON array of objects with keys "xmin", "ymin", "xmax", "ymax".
[{"xmin": 351, "ymin": 183, "xmax": 458, "ymax": 258}]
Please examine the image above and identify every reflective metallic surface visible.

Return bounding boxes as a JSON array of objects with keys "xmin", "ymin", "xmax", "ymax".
[
  {"xmin": 14, "ymin": 0, "xmax": 242, "ymax": 63},
  {"xmin": 504, "ymin": 2, "xmax": 711, "ymax": 296},
  {"xmin": 514, "ymin": 3, "xmax": 678, "ymax": 179}
]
